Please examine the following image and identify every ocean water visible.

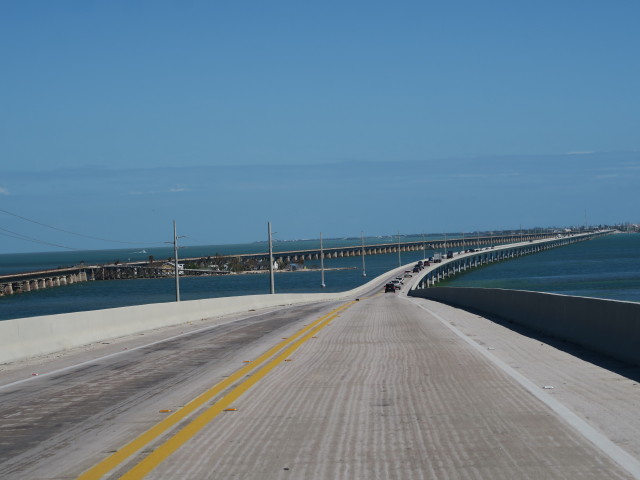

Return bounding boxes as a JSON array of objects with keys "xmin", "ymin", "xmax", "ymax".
[
  {"xmin": 0, "ymin": 241, "xmax": 432, "ymax": 321},
  {"xmin": 442, "ymin": 233, "xmax": 640, "ymax": 303},
  {"xmin": 2, "ymin": 233, "xmax": 637, "ymax": 321}
]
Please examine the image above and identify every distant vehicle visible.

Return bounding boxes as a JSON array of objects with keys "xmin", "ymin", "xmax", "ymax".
[
  {"xmin": 384, "ymin": 283, "xmax": 396, "ymax": 293},
  {"xmin": 446, "ymin": 251, "xmax": 454, "ymax": 259},
  {"xmin": 433, "ymin": 253, "xmax": 442, "ymax": 263},
  {"xmin": 412, "ymin": 267, "xmax": 420, "ymax": 273}
]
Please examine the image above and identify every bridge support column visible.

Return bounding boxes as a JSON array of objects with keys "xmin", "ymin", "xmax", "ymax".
[
  {"xmin": 3, "ymin": 283, "xmax": 13, "ymax": 295},
  {"xmin": 38, "ymin": 278, "xmax": 46, "ymax": 289}
]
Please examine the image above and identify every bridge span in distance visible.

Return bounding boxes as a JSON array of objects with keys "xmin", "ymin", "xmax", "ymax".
[
  {"xmin": 1, "ymin": 229, "xmax": 639, "ymax": 479},
  {"xmin": 0, "ymin": 229, "xmax": 601, "ymax": 295}
]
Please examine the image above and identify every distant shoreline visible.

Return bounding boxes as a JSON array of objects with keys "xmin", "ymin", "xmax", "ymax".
[
  {"xmin": 182, "ymin": 266, "xmax": 358, "ymax": 277},
  {"xmin": 240, "ymin": 266, "xmax": 357, "ymax": 275}
]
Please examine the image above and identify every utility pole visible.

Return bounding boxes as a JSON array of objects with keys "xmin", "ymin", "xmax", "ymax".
[
  {"xmin": 320, "ymin": 232, "xmax": 326, "ymax": 288},
  {"xmin": 397, "ymin": 231, "xmax": 402, "ymax": 267},
  {"xmin": 422, "ymin": 233, "xmax": 426, "ymax": 260},
  {"xmin": 173, "ymin": 220, "xmax": 180, "ymax": 302},
  {"xmin": 584, "ymin": 209, "xmax": 588, "ymax": 231},
  {"xmin": 361, "ymin": 231, "xmax": 366, "ymax": 277},
  {"xmin": 268, "ymin": 222, "xmax": 275, "ymax": 294}
]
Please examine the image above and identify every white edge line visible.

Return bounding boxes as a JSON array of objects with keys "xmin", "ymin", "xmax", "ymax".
[{"xmin": 407, "ymin": 297, "xmax": 640, "ymax": 480}]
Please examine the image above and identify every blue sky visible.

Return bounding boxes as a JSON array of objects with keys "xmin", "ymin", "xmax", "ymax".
[{"xmin": 1, "ymin": 2, "xmax": 639, "ymax": 253}]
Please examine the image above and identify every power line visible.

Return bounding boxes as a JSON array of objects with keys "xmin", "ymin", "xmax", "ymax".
[
  {"xmin": 0, "ymin": 208, "xmax": 165, "ymax": 246},
  {"xmin": 0, "ymin": 227, "xmax": 80, "ymax": 250}
]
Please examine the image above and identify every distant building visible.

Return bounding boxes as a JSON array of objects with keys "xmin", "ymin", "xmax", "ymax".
[{"xmin": 162, "ymin": 263, "xmax": 184, "ymax": 275}]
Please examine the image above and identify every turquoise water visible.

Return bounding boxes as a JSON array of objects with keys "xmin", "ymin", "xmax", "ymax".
[
  {"xmin": 442, "ymin": 233, "xmax": 640, "ymax": 303},
  {"xmin": 2, "ymin": 233, "xmax": 638, "ymax": 321}
]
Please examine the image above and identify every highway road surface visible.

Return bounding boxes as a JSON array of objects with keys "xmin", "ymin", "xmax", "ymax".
[{"xmin": 1, "ymin": 274, "xmax": 640, "ymax": 479}]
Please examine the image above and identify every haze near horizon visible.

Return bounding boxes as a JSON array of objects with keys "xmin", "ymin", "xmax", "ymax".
[{"xmin": 1, "ymin": 2, "xmax": 638, "ymax": 253}]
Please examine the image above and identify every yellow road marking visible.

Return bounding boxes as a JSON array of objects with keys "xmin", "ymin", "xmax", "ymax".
[
  {"xmin": 118, "ymin": 303, "xmax": 352, "ymax": 479},
  {"xmin": 77, "ymin": 301, "xmax": 354, "ymax": 480}
]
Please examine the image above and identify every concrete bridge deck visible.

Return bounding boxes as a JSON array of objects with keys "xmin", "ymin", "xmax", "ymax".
[{"xmin": 1, "ymin": 266, "xmax": 639, "ymax": 479}]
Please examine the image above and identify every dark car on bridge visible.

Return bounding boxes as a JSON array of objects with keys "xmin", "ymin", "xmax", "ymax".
[{"xmin": 384, "ymin": 283, "xmax": 396, "ymax": 293}]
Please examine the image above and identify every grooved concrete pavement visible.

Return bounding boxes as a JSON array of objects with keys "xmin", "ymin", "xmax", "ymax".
[{"xmin": 146, "ymin": 292, "xmax": 638, "ymax": 479}]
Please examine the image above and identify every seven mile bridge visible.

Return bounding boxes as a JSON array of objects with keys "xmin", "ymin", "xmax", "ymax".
[{"xmin": 1, "ymin": 232, "xmax": 639, "ymax": 479}]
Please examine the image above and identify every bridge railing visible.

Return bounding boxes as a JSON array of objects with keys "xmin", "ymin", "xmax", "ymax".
[
  {"xmin": 409, "ymin": 231, "xmax": 612, "ymax": 292},
  {"xmin": 409, "ymin": 285, "xmax": 640, "ymax": 367}
]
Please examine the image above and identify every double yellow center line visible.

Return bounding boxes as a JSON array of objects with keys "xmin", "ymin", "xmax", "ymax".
[{"xmin": 78, "ymin": 301, "xmax": 355, "ymax": 480}]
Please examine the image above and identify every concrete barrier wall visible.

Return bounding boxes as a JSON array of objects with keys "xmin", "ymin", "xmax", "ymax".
[
  {"xmin": 0, "ymin": 262, "xmax": 412, "ymax": 364},
  {"xmin": 409, "ymin": 287, "xmax": 640, "ymax": 367}
]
